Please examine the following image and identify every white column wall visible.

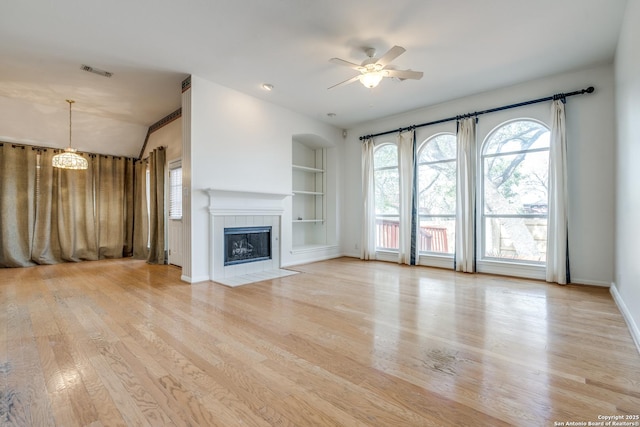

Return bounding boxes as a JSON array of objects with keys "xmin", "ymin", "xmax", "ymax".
[
  {"xmin": 184, "ymin": 75, "xmax": 343, "ymax": 282},
  {"xmin": 614, "ymin": 0, "xmax": 640, "ymax": 351}
]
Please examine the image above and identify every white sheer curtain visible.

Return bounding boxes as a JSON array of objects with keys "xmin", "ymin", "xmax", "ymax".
[
  {"xmin": 398, "ymin": 129, "xmax": 416, "ymax": 265},
  {"xmin": 546, "ymin": 99, "xmax": 569, "ymax": 284},
  {"xmin": 361, "ymin": 138, "xmax": 377, "ymax": 260},
  {"xmin": 455, "ymin": 118, "xmax": 476, "ymax": 272}
]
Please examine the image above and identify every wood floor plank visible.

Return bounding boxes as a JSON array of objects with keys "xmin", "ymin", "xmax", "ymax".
[
  {"xmin": 34, "ymin": 335, "xmax": 79, "ymax": 427},
  {"xmin": 67, "ymin": 335, "xmax": 129, "ymax": 427},
  {"xmin": 1, "ymin": 257, "xmax": 639, "ymax": 426}
]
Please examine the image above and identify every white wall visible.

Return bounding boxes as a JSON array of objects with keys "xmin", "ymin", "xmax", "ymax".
[
  {"xmin": 614, "ymin": 0, "xmax": 640, "ymax": 349},
  {"xmin": 186, "ymin": 75, "xmax": 344, "ymax": 281},
  {"xmin": 342, "ymin": 64, "xmax": 616, "ymax": 286}
]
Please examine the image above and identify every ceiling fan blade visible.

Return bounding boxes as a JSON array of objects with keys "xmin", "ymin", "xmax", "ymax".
[
  {"xmin": 329, "ymin": 57, "xmax": 363, "ymax": 70},
  {"xmin": 328, "ymin": 75, "xmax": 360, "ymax": 89},
  {"xmin": 376, "ymin": 45, "xmax": 406, "ymax": 67},
  {"xmin": 385, "ymin": 69, "xmax": 424, "ymax": 80}
]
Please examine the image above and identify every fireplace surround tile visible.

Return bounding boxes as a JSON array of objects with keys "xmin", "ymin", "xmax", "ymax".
[{"xmin": 207, "ymin": 189, "xmax": 290, "ymax": 285}]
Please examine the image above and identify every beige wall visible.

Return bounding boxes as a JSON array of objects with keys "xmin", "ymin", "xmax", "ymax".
[{"xmin": 142, "ymin": 117, "xmax": 182, "ymax": 161}]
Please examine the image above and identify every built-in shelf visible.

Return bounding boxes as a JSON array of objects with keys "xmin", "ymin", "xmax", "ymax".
[
  {"xmin": 292, "ymin": 140, "xmax": 327, "ymax": 248},
  {"xmin": 292, "ymin": 164, "xmax": 324, "ymax": 173},
  {"xmin": 292, "ymin": 190, "xmax": 324, "ymax": 196}
]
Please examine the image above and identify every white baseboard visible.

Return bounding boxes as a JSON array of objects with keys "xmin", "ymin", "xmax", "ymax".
[
  {"xmin": 570, "ymin": 277, "xmax": 611, "ymax": 287},
  {"xmin": 610, "ymin": 282, "xmax": 640, "ymax": 356},
  {"xmin": 181, "ymin": 274, "xmax": 210, "ymax": 284},
  {"xmin": 476, "ymin": 260, "xmax": 546, "ymax": 281},
  {"xmin": 282, "ymin": 245, "xmax": 341, "ymax": 267},
  {"xmin": 418, "ymin": 254, "xmax": 455, "ymax": 270},
  {"xmin": 342, "ymin": 250, "xmax": 359, "ymax": 258}
]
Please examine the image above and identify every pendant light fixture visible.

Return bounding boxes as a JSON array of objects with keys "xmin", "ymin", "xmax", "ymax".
[{"xmin": 52, "ymin": 99, "xmax": 88, "ymax": 170}]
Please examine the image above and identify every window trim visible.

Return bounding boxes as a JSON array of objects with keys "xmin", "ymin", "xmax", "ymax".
[
  {"xmin": 478, "ymin": 118, "xmax": 551, "ymax": 267},
  {"xmin": 373, "ymin": 142, "xmax": 400, "ymax": 252},
  {"xmin": 168, "ymin": 159, "xmax": 182, "ymax": 221},
  {"xmin": 416, "ymin": 132, "xmax": 457, "ymax": 257}
]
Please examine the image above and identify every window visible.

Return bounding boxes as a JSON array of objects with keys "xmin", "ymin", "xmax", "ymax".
[
  {"xmin": 373, "ymin": 144, "xmax": 399, "ymax": 250},
  {"xmin": 417, "ymin": 133, "xmax": 456, "ymax": 254},
  {"xmin": 481, "ymin": 120, "xmax": 550, "ymax": 263},
  {"xmin": 169, "ymin": 163, "xmax": 182, "ymax": 220}
]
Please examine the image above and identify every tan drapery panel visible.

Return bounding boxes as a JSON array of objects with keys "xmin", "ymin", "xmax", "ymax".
[
  {"xmin": 32, "ymin": 149, "xmax": 64, "ymax": 264},
  {"xmin": 0, "ymin": 144, "xmax": 37, "ymax": 267},
  {"xmin": 147, "ymin": 147, "xmax": 166, "ymax": 264},
  {"xmin": 96, "ymin": 155, "xmax": 133, "ymax": 258},
  {"xmin": 123, "ymin": 158, "xmax": 135, "ymax": 257},
  {"xmin": 132, "ymin": 159, "xmax": 149, "ymax": 260},
  {"xmin": 3, "ymin": 145, "xmax": 136, "ymax": 267},
  {"xmin": 54, "ymin": 151, "xmax": 98, "ymax": 261}
]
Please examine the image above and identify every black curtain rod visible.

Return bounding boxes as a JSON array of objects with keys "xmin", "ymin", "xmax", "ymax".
[
  {"xmin": 0, "ymin": 141, "xmax": 137, "ymax": 160},
  {"xmin": 359, "ymin": 86, "xmax": 595, "ymax": 141}
]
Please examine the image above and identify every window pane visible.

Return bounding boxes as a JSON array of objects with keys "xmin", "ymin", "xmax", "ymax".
[
  {"xmin": 169, "ymin": 166, "xmax": 182, "ymax": 219},
  {"xmin": 483, "ymin": 121, "xmax": 549, "ymax": 155},
  {"xmin": 483, "ymin": 150, "xmax": 549, "ymax": 215},
  {"xmin": 418, "ymin": 134, "xmax": 456, "ymax": 163},
  {"xmin": 374, "ymin": 144, "xmax": 399, "ymax": 250},
  {"xmin": 417, "ymin": 134, "xmax": 456, "ymax": 254},
  {"xmin": 374, "ymin": 168, "xmax": 399, "ymax": 215},
  {"xmin": 484, "ymin": 217, "xmax": 547, "ymax": 262},
  {"xmin": 376, "ymin": 216, "xmax": 399, "ymax": 250},
  {"xmin": 374, "ymin": 144, "xmax": 398, "ymax": 169},
  {"xmin": 418, "ymin": 217, "xmax": 455, "ymax": 254},
  {"xmin": 482, "ymin": 119, "xmax": 550, "ymax": 264},
  {"xmin": 418, "ymin": 160, "xmax": 456, "ymax": 215}
]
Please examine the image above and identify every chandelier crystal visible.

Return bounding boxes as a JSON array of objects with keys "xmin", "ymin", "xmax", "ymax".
[{"xmin": 52, "ymin": 99, "xmax": 88, "ymax": 170}]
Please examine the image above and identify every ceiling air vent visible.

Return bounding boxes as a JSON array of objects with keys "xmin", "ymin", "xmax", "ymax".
[{"xmin": 80, "ymin": 64, "xmax": 113, "ymax": 78}]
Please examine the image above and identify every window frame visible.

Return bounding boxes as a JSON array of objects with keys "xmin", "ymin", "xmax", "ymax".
[
  {"xmin": 478, "ymin": 118, "xmax": 551, "ymax": 267},
  {"xmin": 168, "ymin": 159, "xmax": 183, "ymax": 221},
  {"xmin": 416, "ymin": 132, "xmax": 457, "ymax": 256},
  {"xmin": 373, "ymin": 142, "xmax": 400, "ymax": 252}
]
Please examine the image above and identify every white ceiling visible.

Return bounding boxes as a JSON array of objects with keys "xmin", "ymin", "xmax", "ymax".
[{"xmin": 0, "ymin": 0, "xmax": 628, "ymax": 156}]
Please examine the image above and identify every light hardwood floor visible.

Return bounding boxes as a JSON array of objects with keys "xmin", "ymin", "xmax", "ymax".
[{"xmin": 1, "ymin": 257, "xmax": 639, "ymax": 426}]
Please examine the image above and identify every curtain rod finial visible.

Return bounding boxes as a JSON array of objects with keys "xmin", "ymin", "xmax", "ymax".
[{"xmin": 586, "ymin": 86, "xmax": 595, "ymax": 94}]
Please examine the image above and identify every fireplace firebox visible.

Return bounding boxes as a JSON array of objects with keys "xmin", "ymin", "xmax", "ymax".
[{"xmin": 223, "ymin": 226, "xmax": 272, "ymax": 266}]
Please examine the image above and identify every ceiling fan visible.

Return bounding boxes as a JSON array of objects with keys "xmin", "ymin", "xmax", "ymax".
[{"xmin": 328, "ymin": 45, "xmax": 423, "ymax": 89}]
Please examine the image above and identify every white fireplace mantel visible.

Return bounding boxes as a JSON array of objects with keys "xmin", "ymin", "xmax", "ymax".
[
  {"xmin": 206, "ymin": 188, "xmax": 291, "ymax": 216},
  {"xmin": 206, "ymin": 188, "xmax": 292, "ymax": 285}
]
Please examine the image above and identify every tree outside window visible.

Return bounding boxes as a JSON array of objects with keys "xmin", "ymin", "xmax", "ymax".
[
  {"xmin": 373, "ymin": 144, "xmax": 399, "ymax": 250},
  {"xmin": 417, "ymin": 133, "xmax": 456, "ymax": 254},
  {"xmin": 481, "ymin": 120, "xmax": 550, "ymax": 262}
]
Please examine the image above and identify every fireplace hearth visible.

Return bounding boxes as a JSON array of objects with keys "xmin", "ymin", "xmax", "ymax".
[{"xmin": 224, "ymin": 226, "xmax": 272, "ymax": 266}]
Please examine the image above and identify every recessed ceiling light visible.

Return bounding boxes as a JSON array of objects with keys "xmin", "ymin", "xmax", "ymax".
[{"xmin": 262, "ymin": 83, "xmax": 274, "ymax": 91}]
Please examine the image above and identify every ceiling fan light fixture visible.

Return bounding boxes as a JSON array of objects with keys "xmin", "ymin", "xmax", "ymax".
[
  {"xmin": 328, "ymin": 45, "xmax": 422, "ymax": 90},
  {"xmin": 52, "ymin": 99, "xmax": 88, "ymax": 170},
  {"xmin": 360, "ymin": 71, "xmax": 384, "ymax": 89}
]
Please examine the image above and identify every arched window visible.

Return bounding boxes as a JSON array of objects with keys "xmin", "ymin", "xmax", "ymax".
[
  {"xmin": 374, "ymin": 143, "xmax": 399, "ymax": 250},
  {"xmin": 417, "ymin": 133, "xmax": 456, "ymax": 254},
  {"xmin": 481, "ymin": 119, "xmax": 550, "ymax": 262}
]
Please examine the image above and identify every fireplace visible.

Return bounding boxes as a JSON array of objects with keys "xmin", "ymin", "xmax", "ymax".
[
  {"xmin": 224, "ymin": 226, "xmax": 272, "ymax": 266},
  {"xmin": 207, "ymin": 188, "xmax": 290, "ymax": 285}
]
